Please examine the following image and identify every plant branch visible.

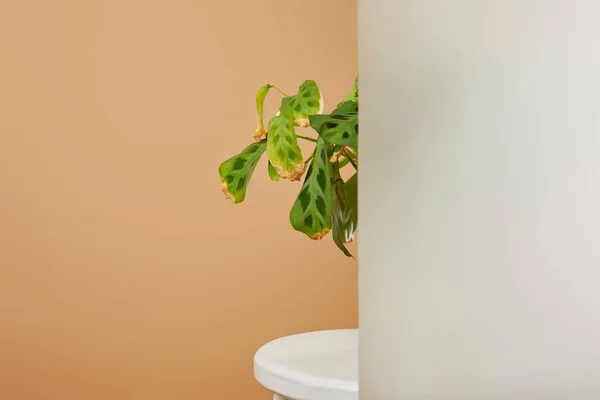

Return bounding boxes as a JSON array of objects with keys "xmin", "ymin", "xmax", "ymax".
[
  {"xmin": 343, "ymin": 149, "xmax": 358, "ymax": 170},
  {"xmin": 272, "ymin": 85, "xmax": 288, "ymax": 97},
  {"xmin": 296, "ymin": 135, "xmax": 318, "ymax": 143}
]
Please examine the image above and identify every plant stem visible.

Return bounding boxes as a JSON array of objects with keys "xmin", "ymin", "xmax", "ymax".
[
  {"xmin": 296, "ymin": 135, "xmax": 318, "ymax": 143},
  {"xmin": 304, "ymin": 154, "xmax": 314, "ymax": 164},
  {"xmin": 272, "ymin": 85, "xmax": 288, "ymax": 97},
  {"xmin": 343, "ymin": 149, "xmax": 358, "ymax": 170}
]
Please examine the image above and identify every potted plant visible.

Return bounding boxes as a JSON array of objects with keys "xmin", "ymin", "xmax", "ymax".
[{"xmin": 218, "ymin": 77, "xmax": 358, "ymax": 256}]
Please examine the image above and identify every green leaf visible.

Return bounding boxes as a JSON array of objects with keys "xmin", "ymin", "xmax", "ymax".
[
  {"xmin": 252, "ymin": 84, "xmax": 272, "ymax": 142},
  {"xmin": 332, "ymin": 205, "xmax": 353, "ymax": 257},
  {"xmin": 342, "ymin": 173, "xmax": 358, "ymax": 243},
  {"xmin": 280, "ymin": 80, "xmax": 323, "ymax": 127},
  {"xmin": 266, "ymin": 114, "xmax": 304, "ymax": 181},
  {"xmin": 330, "ymin": 164, "xmax": 357, "ymax": 257},
  {"xmin": 290, "ymin": 137, "xmax": 333, "ymax": 240},
  {"xmin": 218, "ymin": 141, "xmax": 266, "ymax": 204},
  {"xmin": 309, "ymin": 101, "xmax": 358, "ymax": 149},
  {"xmin": 267, "ymin": 160, "xmax": 279, "ymax": 181}
]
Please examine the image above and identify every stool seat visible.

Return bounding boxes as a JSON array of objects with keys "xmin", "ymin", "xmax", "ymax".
[{"xmin": 254, "ymin": 329, "xmax": 358, "ymax": 400}]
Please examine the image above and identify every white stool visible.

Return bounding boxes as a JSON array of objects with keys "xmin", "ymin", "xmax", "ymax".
[{"xmin": 254, "ymin": 329, "xmax": 358, "ymax": 400}]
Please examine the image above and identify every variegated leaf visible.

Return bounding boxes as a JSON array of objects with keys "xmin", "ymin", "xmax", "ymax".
[
  {"xmin": 290, "ymin": 137, "xmax": 333, "ymax": 240},
  {"xmin": 280, "ymin": 80, "xmax": 323, "ymax": 127},
  {"xmin": 218, "ymin": 141, "xmax": 266, "ymax": 204},
  {"xmin": 266, "ymin": 114, "xmax": 304, "ymax": 181},
  {"xmin": 309, "ymin": 100, "xmax": 358, "ymax": 149},
  {"xmin": 252, "ymin": 84, "xmax": 272, "ymax": 142}
]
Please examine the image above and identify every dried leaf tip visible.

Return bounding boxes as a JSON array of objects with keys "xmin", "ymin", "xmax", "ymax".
[
  {"xmin": 312, "ymin": 229, "xmax": 331, "ymax": 240},
  {"xmin": 274, "ymin": 162, "xmax": 305, "ymax": 181},
  {"xmin": 221, "ymin": 179, "xmax": 235, "ymax": 203},
  {"xmin": 252, "ymin": 127, "xmax": 266, "ymax": 142},
  {"xmin": 294, "ymin": 118, "xmax": 311, "ymax": 128}
]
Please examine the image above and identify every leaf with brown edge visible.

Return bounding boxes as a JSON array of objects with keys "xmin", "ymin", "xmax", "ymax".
[
  {"xmin": 218, "ymin": 141, "xmax": 266, "ymax": 204},
  {"xmin": 290, "ymin": 137, "xmax": 333, "ymax": 240},
  {"xmin": 280, "ymin": 80, "xmax": 323, "ymax": 127},
  {"xmin": 252, "ymin": 84, "xmax": 272, "ymax": 142},
  {"xmin": 266, "ymin": 114, "xmax": 304, "ymax": 181}
]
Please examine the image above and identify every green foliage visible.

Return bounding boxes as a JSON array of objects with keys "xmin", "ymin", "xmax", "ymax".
[
  {"xmin": 218, "ymin": 141, "xmax": 266, "ymax": 204},
  {"xmin": 219, "ymin": 76, "xmax": 358, "ymax": 256},
  {"xmin": 266, "ymin": 114, "xmax": 304, "ymax": 181},
  {"xmin": 280, "ymin": 80, "xmax": 323, "ymax": 127},
  {"xmin": 309, "ymin": 101, "xmax": 358, "ymax": 149},
  {"xmin": 332, "ymin": 168, "xmax": 358, "ymax": 257},
  {"xmin": 290, "ymin": 137, "xmax": 334, "ymax": 240},
  {"xmin": 267, "ymin": 160, "xmax": 279, "ymax": 181}
]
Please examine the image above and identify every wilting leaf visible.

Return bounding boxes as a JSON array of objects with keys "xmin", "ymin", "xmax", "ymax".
[
  {"xmin": 332, "ymin": 190, "xmax": 352, "ymax": 256},
  {"xmin": 330, "ymin": 163, "xmax": 358, "ymax": 257},
  {"xmin": 218, "ymin": 141, "xmax": 266, "ymax": 204},
  {"xmin": 280, "ymin": 80, "xmax": 323, "ymax": 127},
  {"xmin": 332, "ymin": 209, "xmax": 352, "ymax": 257},
  {"xmin": 266, "ymin": 114, "xmax": 304, "ymax": 181},
  {"xmin": 290, "ymin": 137, "xmax": 333, "ymax": 240},
  {"xmin": 267, "ymin": 160, "xmax": 279, "ymax": 181},
  {"xmin": 309, "ymin": 100, "xmax": 358, "ymax": 149},
  {"xmin": 341, "ymin": 173, "xmax": 358, "ymax": 243},
  {"xmin": 252, "ymin": 84, "xmax": 272, "ymax": 142}
]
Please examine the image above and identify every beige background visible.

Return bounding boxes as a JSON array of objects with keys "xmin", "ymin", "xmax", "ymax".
[{"xmin": 0, "ymin": 1, "xmax": 357, "ymax": 399}]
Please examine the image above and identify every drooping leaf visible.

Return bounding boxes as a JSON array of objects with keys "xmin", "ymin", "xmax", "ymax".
[
  {"xmin": 342, "ymin": 173, "xmax": 358, "ymax": 243},
  {"xmin": 290, "ymin": 137, "xmax": 333, "ymax": 240},
  {"xmin": 266, "ymin": 114, "xmax": 304, "ymax": 181},
  {"xmin": 280, "ymin": 80, "xmax": 323, "ymax": 127},
  {"xmin": 309, "ymin": 100, "xmax": 358, "ymax": 149},
  {"xmin": 218, "ymin": 141, "xmax": 266, "ymax": 204},
  {"xmin": 252, "ymin": 84, "xmax": 272, "ymax": 142},
  {"xmin": 267, "ymin": 160, "xmax": 279, "ymax": 181},
  {"xmin": 332, "ymin": 193, "xmax": 352, "ymax": 257},
  {"xmin": 337, "ymin": 75, "xmax": 358, "ymax": 107},
  {"xmin": 330, "ymin": 163, "xmax": 357, "ymax": 257}
]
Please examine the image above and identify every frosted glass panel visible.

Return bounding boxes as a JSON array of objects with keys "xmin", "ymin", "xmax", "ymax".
[{"xmin": 358, "ymin": 1, "xmax": 600, "ymax": 399}]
